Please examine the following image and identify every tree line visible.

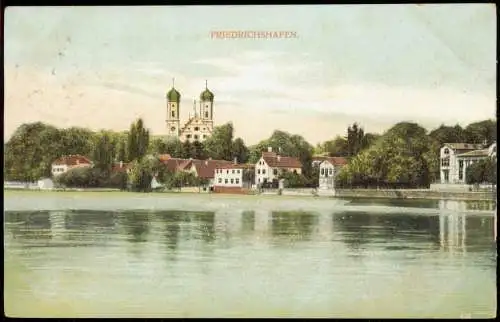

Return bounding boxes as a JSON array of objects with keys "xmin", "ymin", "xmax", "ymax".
[{"xmin": 3, "ymin": 118, "xmax": 496, "ymax": 191}]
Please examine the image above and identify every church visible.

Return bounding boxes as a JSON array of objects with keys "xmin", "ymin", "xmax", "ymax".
[{"xmin": 165, "ymin": 80, "xmax": 215, "ymax": 143}]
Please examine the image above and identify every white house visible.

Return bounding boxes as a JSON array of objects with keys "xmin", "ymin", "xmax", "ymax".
[
  {"xmin": 439, "ymin": 142, "xmax": 496, "ymax": 184},
  {"xmin": 318, "ymin": 157, "xmax": 348, "ymax": 190},
  {"xmin": 51, "ymin": 155, "xmax": 93, "ymax": 177},
  {"xmin": 214, "ymin": 163, "xmax": 255, "ymax": 189},
  {"xmin": 254, "ymin": 147, "xmax": 302, "ymax": 186}
]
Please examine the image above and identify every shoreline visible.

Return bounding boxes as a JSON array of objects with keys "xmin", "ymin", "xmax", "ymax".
[{"xmin": 3, "ymin": 187, "xmax": 497, "ymax": 202}]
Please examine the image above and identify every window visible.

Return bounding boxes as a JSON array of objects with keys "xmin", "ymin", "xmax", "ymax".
[
  {"xmin": 230, "ymin": 179, "xmax": 234, "ymax": 184},
  {"xmin": 203, "ymin": 135, "xmax": 207, "ymax": 139},
  {"xmin": 273, "ymin": 169, "xmax": 278, "ymax": 175},
  {"xmin": 194, "ymin": 127, "xmax": 199, "ymax": 131},
  {"xmin": 458, "ymin": 160, "xmax": 464, "ymax": 180},
  {"xmin": 171, "ymin": 111, "xmax": 175, "ymax": 118},
  {"xmin": 321, "ymin": 168, "xmax": 325, "ymax": 175},
  {"xmin": 194, "ymin": 135, "xmax": 199, "ymax": 140},
  {"xmin": 170, "ymin": 126, "xmax": 176, "ymax": 132},
  {"xmin": 218, "ymin": 178, "xmax": 222, "ymax": 183},
  {"xmin": 225, "ymin": 179, "xmax": 228, "ymax": 184},
  {"xmin": 226, "ymin": 170, "xmax": 229, "ymax": 174},
  {"xmin": 258, "ymin": 169, "xmax": 261, "ymax": 174},
  {"xmin": 329, "ymin": 169, "xmax": 333, "ymax": 175},
  {"xmin": 232, "ymin": 170, "xmax": 235, "ymax": 174},
  {"xmin": 236, "ymin": 179, "xmax": 240, "ymax": 184},
  {"xmin": 262, "ymin": 169, "xmax": 266, "ymax": 174},
  {"xmin": 237, "ymin": 169, "xmax": 240, "ymax": 174},
  {"xmin": 444, "ymin": 148, "xmax": 449, "ymax": 155},
  {"xmin": 293, "ymin": 169, "xmax": 297, "ymax": 174},
  {"xmin": 187, "ymin": 134, "xmax": 192, "ymax": 139},
  {"xmin": 205, "ymin": 112, "xmax": 209, "ymax": 118},
  {"xmin": 441, "ymin": 158, "xmax": 450, "ymax": 167},
  {"xmin": 258, "ymin": 178, "xmax": 261, "ymax": 183}
]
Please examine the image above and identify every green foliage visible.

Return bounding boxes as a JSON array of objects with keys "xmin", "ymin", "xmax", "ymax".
[
  {"xmin": 204, "ymin": 122, "xmax": 234, "ymax": 160},
  {"xmin": 248, "ymin": 130, "xmax": 314, "ymax": 180},
  {"xmin": 465, "ymin": 158, "xmax": 497, "ymax": 185},
  {"xmin": 167, "ymin": 171, "xmax": 200, "ymax": 189},
  {"xmin": 279, "ymin": 171, "xmax": 309, "ymax": 188},
  {"xmin": 92, "ymin": 131, "xmax": 115, "ymax": 174},
  {"xmin": 336, "ymin": 122, "xmax": 437, "ymax": 188},
  {"xmin": 232, "ymin": 137, "xmax": 249, "ymax": 163},
  {"xmin": 127, "ymin": 118, "xmax": 150, "ymax": 162},
  {"xmin": 53, "ymin": 167, "xmax": 108, "ymax": 188},
  {"xmin": 164, "ymin": 137, "xmax": 184, "ymax": 157},
  {"xmin": 464, "ymin": 119, "xmax": 497, "ymax": 145}
]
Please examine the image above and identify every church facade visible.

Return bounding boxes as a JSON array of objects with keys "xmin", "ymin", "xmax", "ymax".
[{"xmin": 165, "ymin": 80, "xmax": 215, "ymax": 143}]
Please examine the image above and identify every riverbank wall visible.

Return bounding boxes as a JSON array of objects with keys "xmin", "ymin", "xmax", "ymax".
[{"xmin": 335, "ymin": 189, "xmax": 496, "ymax": 201}]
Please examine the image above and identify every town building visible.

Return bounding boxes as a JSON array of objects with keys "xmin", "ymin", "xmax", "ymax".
[
  {"xmin": 165, "ymin": 79, "xmax": 215, "ymax": 143},
  {"xmin": 254, "ymin": 147, "xmax": 302, "ymax": 186},
  {"xmin": 51, "ymin": 155, "xmax": 92, "ymax": 177},
  {"xmin": 160, "ymin": 156, "xmax": 234, "ymax": 188},
  {"xmin": 214, "ymin": 163, "xmax": 255, "ymax": 192},
  {"xmin": 439, "ymin": 142, "xmax": 496, "ymax": 184},
  {"xmin": 318, "ymin": 157, "xmax": 348, "ymax": 190}
]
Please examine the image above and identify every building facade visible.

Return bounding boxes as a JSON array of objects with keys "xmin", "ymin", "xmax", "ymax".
[
  {"xmin": 254, "ymin": 147, "xmax": 302, "ymax": 186},
  {"xmin": 439, "ymin": 142, "xmax": 496, "ymax": 184},
  {"xmin": 214, "ymin": 163, "xmax": 254, "ymax": 189},
  {"xmin": 165, "ymin": 80, "xmax": 215, "ymax": 143},
  {"xmin": 318, "ymin": 157, "xmax": 347, "ymax": 190},
  {"xmin": 51, "ymin": 155, "xmax": 92, "ymax": 177}
]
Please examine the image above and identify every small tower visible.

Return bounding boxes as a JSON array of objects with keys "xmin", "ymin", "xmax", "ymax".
[
  {"xmin": 166, "ymin": 78, "xmax": 181, "ymax": 137},
  {"xmin": 200, "ymin": 80, "xmax": 214, "ymax": 124}
]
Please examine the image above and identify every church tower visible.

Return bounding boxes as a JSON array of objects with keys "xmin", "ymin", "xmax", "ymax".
[
  {"xmin": 200, "ymin": 80, "xmax": 214, "ymax": 128},
  {"xmin": 166, "ymin": 78, "xmax": 181, "ymax": 137}
]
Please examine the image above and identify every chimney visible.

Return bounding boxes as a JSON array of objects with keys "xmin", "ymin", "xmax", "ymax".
[
  {"xmin": 278, "ymin": 147, "xmax": 282, "ymax": 153},
  {"xmin": 267, "ymin": 147, "xmax": 272, "ymax": 152},
  {"xmin": 205, "ymin": 160, "xmax": 208, "ymax": 166},
  {"xmin": 76, "ymin": 159, "xmax": 80, "ymax": 165},
  {"xmin": 120, "ymin": 161, "xmax": 123, "ymax": 168},
  {"xmin": 277, "ymin": 155, "xmax": 281, "ymax": 162},
  {"xmin": 233, "ymin": 157, "xmax": 238, "ymax": 165}
]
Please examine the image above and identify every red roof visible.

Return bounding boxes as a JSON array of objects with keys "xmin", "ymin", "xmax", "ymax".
[
  {"xmin": 161, "ymin": 158, "xmax": 235, "ymax": 179},
  {"xmin": 262, "ymin": 154, "xmax": 302, "ymax": 169},
  {"xmin": 215, "ymin": 163, "xmax": 255, "ymax": 170},
  {"xmin": 321, "ymin": 157, "xmax": 348, "ymax": 166},
  {"xmin": 52, "ymin": 155, "xmax": 92, "ymax": 166},
  {"xmin": 162, "ymin": 158, "xmax": 189, "ymax": 172}
]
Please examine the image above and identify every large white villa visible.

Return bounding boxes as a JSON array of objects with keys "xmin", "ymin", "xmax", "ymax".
[{"xmin": 439, "ymin": 142, "xmax": 496, "ymax": 184}]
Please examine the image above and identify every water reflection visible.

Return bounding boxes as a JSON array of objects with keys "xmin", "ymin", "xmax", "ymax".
[
  {"xmin": 270, "ymin": 211, "xmax": 317, "ymax": 243},
  {"xmin": 119, "ymin": 212, "xmax": 150, "ymax": 243}
]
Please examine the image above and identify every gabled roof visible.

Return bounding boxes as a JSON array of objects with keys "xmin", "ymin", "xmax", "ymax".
[
  {"xmin": 161, "ymin": 158, "xmax": 189, "ymax": 172},
  {"xmin": 261, "ymin": 154, "xmax": 302, "ymax": 169},
  {"xmin": 456, "ymin": 149, "xmax": 490, "ymax": 158},
  {"xmin": 52, "ymin": 155, "xmax": 92, "ymax": 166},
  {"xmin": 215, "ymin": 163, "xmax": 255, "ymax": 170},
  {"xmin": 192, "ymin": 159, "xmax": 234, "ymax": 179},
  {"xmin": 443, "ymin": 143, "xmax": 484, "ymax": 150},
  {"xmin": 319, "ymin": 157, "xmax": 348, "ymax": 166}
]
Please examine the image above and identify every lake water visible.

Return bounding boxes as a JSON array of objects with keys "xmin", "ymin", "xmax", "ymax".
[{"xmin": 3, "ymin": 192, "xmax": 497, "ymax": 318}]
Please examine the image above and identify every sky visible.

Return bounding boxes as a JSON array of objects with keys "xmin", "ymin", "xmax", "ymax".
[{"xmin": 4, "ymin": 4, "xmax": 497, "ymax": 145}]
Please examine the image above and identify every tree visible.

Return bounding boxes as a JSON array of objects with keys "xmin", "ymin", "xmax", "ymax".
[
  {"xmin": 466, "ymin": 158, "xmax": 497, "ymax": 186},
  {"xmin": 164, "ymin": 137, "xmax": 184, "ymax": 158},
  {"xmin": 429, "ymin": 124, "xmax": 467, "ymax": 145},
  {"xmin": 321, "ymin": 136, "xmax": 348, "ymax": 157},
  {"xmin": 117, "ymin": 139, "xmax": 127, "ymax": 162},
  {"xmin": 204, "ymin": 122, "xmax": 234, "ymax": 160},
  {"xmin": 191, "ymin": 141, "xmax": 207, "ymax": 159},
  {"xmin": 232, "ymin": 137, "xmax": 249, "ymax": 163},
  {"xmin": 127, "ymin": 118, "xmax": 150, "ymax": 162},
  {"xmin": 346, "ymin": 123, "xmax": 365, "ymax": 157},
  {"xmin": 181, "ymin": 140, "xmax": 193, "ymax": 159},
  {"xmin": 336, "ymin": 122, "xmax": 436, "ymax": 189},
  {"xmin": 92, "ymin": 131, "xmax": 115, "ymax": 174},
  {"xmin": 148, "ymin": 137, "xmax": 167, "ymax": 155},
  {"xmin": 464, "ymin": 119, "xmax": 497, "ymax": 145}
]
